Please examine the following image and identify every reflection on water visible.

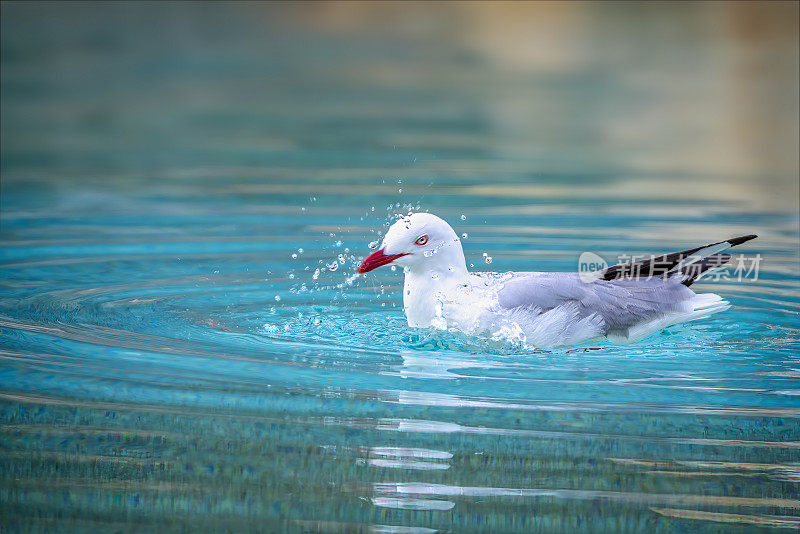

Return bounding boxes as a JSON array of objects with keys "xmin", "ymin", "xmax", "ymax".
[{"xmin": 1, "ymin": 2, "xmax": 799, "ymax": 532}]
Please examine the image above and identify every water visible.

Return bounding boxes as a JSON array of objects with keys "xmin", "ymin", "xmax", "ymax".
[{"xmin": 2, "ymin": 3, "xmax": 799, "ymax": 532}]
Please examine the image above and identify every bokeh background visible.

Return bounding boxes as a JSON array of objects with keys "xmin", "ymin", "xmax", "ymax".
[
  {"xmin": 2, "ymin": 2, "xmax": 798, "ymax": 206},
  {"xmin": 2, "ymin": 2, "xmax": 799, "ymax": 533}
]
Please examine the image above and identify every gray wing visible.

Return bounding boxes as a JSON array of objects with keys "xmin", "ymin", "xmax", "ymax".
[
  {"xmin": 495, "ymin": 272, "xmax": 697, "ymax": 334},
  {"xmin": 599, "ymin": 234, "xmax": 756, "ymax": 286}
]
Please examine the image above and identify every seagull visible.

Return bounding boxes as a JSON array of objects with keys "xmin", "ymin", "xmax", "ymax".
[{"xmin": 357, "ymin": 213, "xmax": 756, "ymax": 348}]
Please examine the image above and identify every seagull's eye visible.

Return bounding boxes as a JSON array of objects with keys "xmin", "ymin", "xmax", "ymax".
[{"xmin": 414, "ymin": 235, "xmax": 429, "ymax": 246}]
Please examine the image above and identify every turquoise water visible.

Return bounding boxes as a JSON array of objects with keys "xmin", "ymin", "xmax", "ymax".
[{"xmin": 2, "ymin": 3, "xmax": 799, "ymax": 532}]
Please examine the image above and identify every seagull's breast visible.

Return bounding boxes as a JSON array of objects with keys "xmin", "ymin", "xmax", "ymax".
[
  {"xmin": 402, "ymin": 274, "xmax": 437, "ymax": 327},
  {"xmin": 402, "ymin": 271, "xmax": 476, "ymax": 328}
]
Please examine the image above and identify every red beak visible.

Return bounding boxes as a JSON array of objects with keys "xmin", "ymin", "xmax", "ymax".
[{"xmin": 357, "ymin": 249, "xmax": 408, "ymax": 274}]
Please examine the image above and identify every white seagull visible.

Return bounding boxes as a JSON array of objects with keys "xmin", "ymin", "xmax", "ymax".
[{"xmin": 357, "ymin": 213, "xmax": 756, "ymax": 348}]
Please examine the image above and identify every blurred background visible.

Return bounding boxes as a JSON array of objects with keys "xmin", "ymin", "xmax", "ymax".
[
  {"xmin": 2, "ymin": 1, "xmax": 798, "ymax": 207},
  {"xmin": 1, "ymin": 2, "xmax": 799, "ymax": 533}
]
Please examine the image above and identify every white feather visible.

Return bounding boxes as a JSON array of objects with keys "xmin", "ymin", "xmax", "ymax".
[
  {"xmin": 608, "ymin": 293, "xmax": 730, "ymax": 344},
  {"xmin": 669, "ymin": 242, "xmax": 731, "ymax": 273}
]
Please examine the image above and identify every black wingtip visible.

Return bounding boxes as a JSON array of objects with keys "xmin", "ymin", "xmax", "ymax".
[{"xmin": 727, "ymin": 234, "xmax": 758, "ymax": 247}]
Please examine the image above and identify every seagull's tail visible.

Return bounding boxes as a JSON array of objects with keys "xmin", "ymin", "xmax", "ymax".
[{"xmin": 608, "ymin": 293, "xmax": 730, "ymax": 344}]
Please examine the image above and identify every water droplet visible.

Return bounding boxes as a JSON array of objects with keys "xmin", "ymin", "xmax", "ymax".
[
  {"xmin": 371, "ymin": 206, "xmax": 375, "ymax": 212},
  {"xmin": 344, "ymin": 247, "xmax": 349, "ymax": 253},
  {"xmin": 297, "ymin": 248, "xmax": 303, "ymax": 254},
  {"xmin": 327, "ymin": 262, "xmax": 339, "ymax": 271},
  {"xmin": 301, "ymin": 207, "xmax": 306, "ymax": 211},
  {"xmin": 313, "ymin": 317, "xmax": 322, "ymax": 325},
  {"xmin": 368, "ymin": 240, "xmax": 379, "ymax": 250},
  {"xmin": 462, "ymin": 233, "xmax": 468, "ymax": 239},
  {"xmin": 274, "ymin": 295, "xmax": 281, "ymax": 302},
  {"xmin": 390, "ymin": 265, "xmax": 396, "ymax": 271},
  {"xmin": 291, "ymin": 253, "xmax": 297, "ymax": 259},
  {"xmin": 485, "ymin": 256, "xmax": 493, "ymax": 264},
  {"xmin": 288, "ymin": 273, "xmax": 295, "ymax": 279},
  {"xmin": 398, "ymin": 188, "xmax": 402, "ymax": 193},
  {"xmin": 335, "ymin": 240, "xmax": 342, "ymax": 247},
  {"xmin": 483, "ymin": 252, "xmax": 488, "ymax": 257},
  {"xmin": 338, "ymin": 254, "xmax": 345, "ymax": 264},
  {"xmin": 461, "ymin": 214, "xmax": 466, "ymax": 220}
]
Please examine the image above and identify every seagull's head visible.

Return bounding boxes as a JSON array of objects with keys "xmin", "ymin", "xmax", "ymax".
[{"xmin": 357, "ymin": 212, "xmax": 466, "ymax": 275}]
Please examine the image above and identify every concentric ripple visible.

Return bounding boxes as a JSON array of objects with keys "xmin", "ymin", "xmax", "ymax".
[{"xmin": 2, "ymin": 199, "xmax": 798, "ymax": 532}]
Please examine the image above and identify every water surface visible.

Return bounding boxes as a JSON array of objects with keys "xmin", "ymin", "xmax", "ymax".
[{"xmin": 1, "ymin": 3, "xmax": 799, "ymax": 532}]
